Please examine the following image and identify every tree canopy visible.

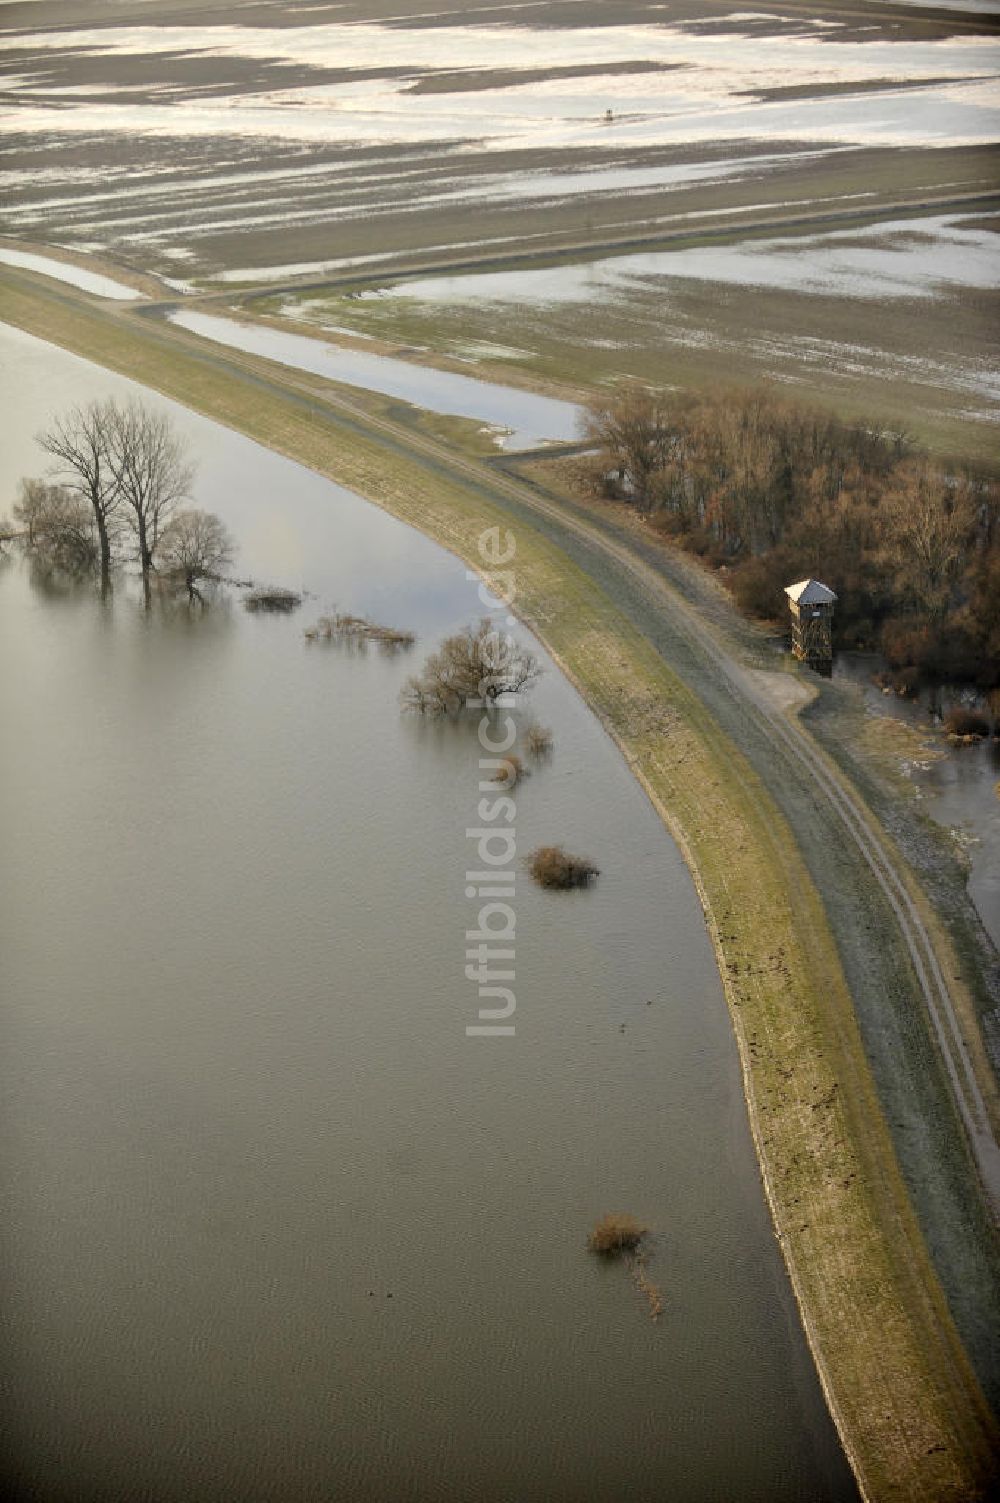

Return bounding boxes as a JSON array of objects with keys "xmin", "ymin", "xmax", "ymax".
[
  {"xmin": 585, "ymin": 384, "xmax": 998, "ymax": 687},
  {"xmin": 23, "ymin": 399, "xmax": 230, "ymax": 606}
]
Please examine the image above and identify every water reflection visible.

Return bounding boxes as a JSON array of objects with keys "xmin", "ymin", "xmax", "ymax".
[
  {"xmin": 167, "ymin": 310, "xmax": 583, "ymax": 451},
  {"xmin": 0, "ymin": 246, "xmax": 143, "ymax": 300},
  {"xmin": 24, "ymin": 553, "xmax": 100, "ymax": 603},
  {"xmin": 22, "ymin": 549, "xmax": 238, "ymax": 629}
]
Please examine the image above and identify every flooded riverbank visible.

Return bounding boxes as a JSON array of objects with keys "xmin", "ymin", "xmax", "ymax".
[
  {"xmin": 0, "ymin": 322, "xmax": 854, "ymax": 1502},
  {"xmin": 0, "ymin": 245, "xmax": 143, "ymax": 299},
  {"xmin": 834, "ymin": 653, "xmax": 1000, "ymax": 951}
]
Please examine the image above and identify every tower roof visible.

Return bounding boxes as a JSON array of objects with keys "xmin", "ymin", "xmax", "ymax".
[{"xmin": 785, "ymin": 578, "xmax": 837, "ymax": 606}]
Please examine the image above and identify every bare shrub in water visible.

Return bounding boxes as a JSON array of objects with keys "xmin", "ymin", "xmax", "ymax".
[
  {"xmin": 525, "ymin": 724, "xmax": 554, "ymax": 758},
  {"xmin": 529, "ymin": 845, "xmax": 598, "ymax": 890},
  {"xmin": 588, "ymin": 1213, "xmax": 647, "ymax": 1256},
  {"xmin": 402, "ymin": 618, "xmax": 539, "ymax": 714},
  {"xmin": 492, "ymin": 754, "xmax": 525, "ymax": 787},
  {"xmin": 245, "ymin": 586, "xmax": 303, "ymax": 613},
  {"xmin": 305, "ymin": 612, "xmax": 414, "ymax": 650}
]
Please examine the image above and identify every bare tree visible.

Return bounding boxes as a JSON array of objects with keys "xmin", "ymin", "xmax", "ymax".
[
  {"xmin": 402, "ymin": 618, "xmax": 540, "ymax": 714},
  {"xmin": 584, "ymin": 386, "xmax": 679, "ymax": 511},
  {"xmin": 13, "ymin": 479, "xmax": 98, "ymax": 573},
  {"xmin": 108, "ymin": 401, "xmax": 194, "ymax": 597},
  {"xmin": 159, "ymin": 508, "xmax": 235, "ymax": 602},
  {"xmin": 37, "ymin": 400, "xmax": 122, "ymax": 594},
  {"xmin": 12, "ymin": 478, "xmax": 50, "ymax": 546},
  {"xmin": 879, "ymin": 462, "xmax": 975, "ymax": 622}
]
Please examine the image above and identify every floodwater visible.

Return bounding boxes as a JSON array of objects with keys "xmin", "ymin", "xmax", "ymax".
[
  {"xmin": 0, "ymin": 245, "xmax": 142, "ymax": 300},
  {"xmin": 834, "ymin": 655, "xmax": 1000, "ymax": 952},
  {"xmin": 379, "ymin": 214, "xmax": 1000, "ymax": 306},
  {"xmin": 0, "ymin": 322, "xmax": 855, "ymax": 1502},
  {"xmin": 167, "ymin": 309, "xmax": 582, "ymax": 449}
]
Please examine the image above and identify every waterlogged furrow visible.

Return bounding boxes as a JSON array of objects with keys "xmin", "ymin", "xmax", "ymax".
[{"xmin": 5, "ymin": 151, "xmax": 797, "ymax": 242}]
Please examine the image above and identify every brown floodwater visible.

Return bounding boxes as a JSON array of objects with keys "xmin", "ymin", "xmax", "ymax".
[{"xmin": 0, "ymin": 324, "xmax": 855, "ymax": 1502}]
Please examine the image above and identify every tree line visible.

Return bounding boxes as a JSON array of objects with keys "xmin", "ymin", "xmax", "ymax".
[
  {"xmin": 5, "ymin": 398, "xmax": 234, "ymax": 603},
  {"xmin": 584, "ymin": 386, "xmax": 999, "ymax": 688}
]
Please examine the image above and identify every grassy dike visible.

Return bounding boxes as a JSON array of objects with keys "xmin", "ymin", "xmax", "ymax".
[{"xmin": 2, "ymin": 274, "xmax": 997, "ymax": 1501}]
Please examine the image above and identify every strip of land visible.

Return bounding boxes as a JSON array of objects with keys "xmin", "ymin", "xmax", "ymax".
[
  {"xmin": 189, "ymin": 190, "xmax": 1000, "ymax": 305},
  {"xmin": 1, "ymin": 268, "xmax": 998, "ymax": 1500}
]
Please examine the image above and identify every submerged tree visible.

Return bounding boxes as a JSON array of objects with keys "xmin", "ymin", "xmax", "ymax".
[
  {"xmin": 37, "ymin": 400, "xmax": 123, "ymax": 594},
  {"xmin": 108, "ymin": 401, "xmax": 194, "ymax": 598},
  {"xmin": 401, "ymin": 618, "xmax": 540, "ymax": 714},
  {"xmin": 35, "ymin": 398, "xmax": 196, "ymax": 600},
  {"xmin": 159, "ymin": 508, "xmax": 235, "ymax": 602}
]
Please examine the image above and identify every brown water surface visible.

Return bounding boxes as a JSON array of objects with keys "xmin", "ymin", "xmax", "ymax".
[{"xmin": 0, "ymin": 324, "xmax": 854, "ymax": 1502}]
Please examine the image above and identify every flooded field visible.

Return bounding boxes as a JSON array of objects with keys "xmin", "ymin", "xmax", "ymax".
[
  {"xmin": 166, "ymin": 309, "xmax": 582, "ymax": 448},
  {"xmin": 1, "ymin": 2, "xmax": 997, "ymax": 280},
  {"xmin": 377, "ymin": 213, "xmax": 1000, "ymax": 305},
  {"xmin": 272, "ymin": 206, "xmax": 1000, "ymax": 452},
  {"xmin": 2, "ymin": 1, "xmax": 996, "ymax": 452},
  {"xmin": 0, "ymin": 320, "xmax": 856, "ymax": 1501}
]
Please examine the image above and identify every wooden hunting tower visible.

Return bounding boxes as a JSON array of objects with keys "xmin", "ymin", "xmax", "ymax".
[{"xmin": 785, "ymin": 578, "xmax": 837, "ymax": 662}]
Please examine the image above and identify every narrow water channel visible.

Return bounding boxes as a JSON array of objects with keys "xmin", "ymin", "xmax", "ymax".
[
  {"xmin": 0, "ymin": 323, "xmax": 854, "ymax": 1501},
  {"xmin": 0, "ymin": 246, "xmax": 144, "ymax": 301},
  {"xmin": 166, "ymin": 309, "xmax": 582, "ymax": 450}
]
